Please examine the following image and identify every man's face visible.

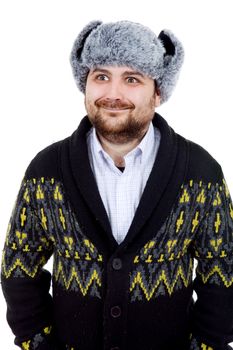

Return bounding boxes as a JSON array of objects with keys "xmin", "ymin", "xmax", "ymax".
[{"xmin": 85, "ymin": 66, "xmax": 160, "ymax": 144}]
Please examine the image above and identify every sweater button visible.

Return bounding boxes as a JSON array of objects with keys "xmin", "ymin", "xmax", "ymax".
[
  {"xmin": 110, "ymin": 305, "xmax": 121, "ymax": 318},
  {"xmin": 112, "ymin": 258, "xmax": 122, "ymax": 270}
]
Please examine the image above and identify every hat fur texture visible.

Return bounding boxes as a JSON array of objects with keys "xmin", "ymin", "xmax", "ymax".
[{"xmin": 70, "ymin": 20, "xmax": 184, "ymax": 104}]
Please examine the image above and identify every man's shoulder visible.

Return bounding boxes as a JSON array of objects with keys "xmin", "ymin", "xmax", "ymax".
[
  {"xmin": 183, "ymin": 136, "xmax": 222, "ymax": 183},
  {"xmin": 25, "ymin": 136, "xmax": 70, "ymax": 180}
]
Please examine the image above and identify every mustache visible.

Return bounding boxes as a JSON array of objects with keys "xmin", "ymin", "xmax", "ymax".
[{"xmin": 95, "ymin": 99, "xmax": 134, "ymax": 110}]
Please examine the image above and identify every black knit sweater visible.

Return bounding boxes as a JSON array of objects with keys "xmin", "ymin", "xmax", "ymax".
[{"xmin": 1, "ymin": 113, "xmax": 233, "ymax": 350}]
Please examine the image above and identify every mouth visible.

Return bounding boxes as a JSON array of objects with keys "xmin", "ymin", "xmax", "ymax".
[{"xmin": 102, "ymin": 107, "xmax": 130, "ymax": 111}]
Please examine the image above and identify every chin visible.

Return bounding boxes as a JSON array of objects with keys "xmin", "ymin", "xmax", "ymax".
[{"xmin": 102, "ymin": 109, "xmax": 129, "ymax": 118}]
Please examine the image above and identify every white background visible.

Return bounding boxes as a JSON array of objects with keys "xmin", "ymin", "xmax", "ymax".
[{"xmin": 0, "ymin": 0, "xmax": 233, "ymax": 348}]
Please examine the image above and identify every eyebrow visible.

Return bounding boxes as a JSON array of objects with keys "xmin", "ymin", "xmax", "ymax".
[
  {"xmin": 123, "ymin": 71, "xmax": 145, "ymax": 78},
  {"xmin": 90, "ymin": 67, "xmax": 146, "ymax": 79}
]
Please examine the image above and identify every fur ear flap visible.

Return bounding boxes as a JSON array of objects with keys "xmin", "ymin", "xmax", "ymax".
[
  {"xmin": 70, "ymin": 20, "xmax": 102, "ymax": 92},
  {"xmin": 70, "ymin": 20, "xmax": 102, "ymax": 62},
  {"xmin": 157, "ymin": 29, "xmax": 184, "ymax": 102},
  {"xmin": 158, "ymin": 31, "xmax": 175, "ymax": 56}
]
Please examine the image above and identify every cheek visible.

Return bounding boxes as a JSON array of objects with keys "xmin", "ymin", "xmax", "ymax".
[
  {"xmin": 86, "ymin": 90, "xmax": 105, "ymax": 104},
  {"xmin": 85, "ymin": 80, "xmax": 107, "ymax": 103},
  {"xmin": 131, "ymin": 93, "xmax": 154, "ymax": 109}
]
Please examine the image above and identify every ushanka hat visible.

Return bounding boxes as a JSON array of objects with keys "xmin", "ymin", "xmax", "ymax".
[{"xmin": 70, "ymin": 20, "xmax": 184, "ymax": 104}]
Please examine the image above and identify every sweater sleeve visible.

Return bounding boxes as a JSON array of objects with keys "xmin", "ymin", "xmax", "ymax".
[
  {"xmin": 189, "ymin": 168, "xmax": 233, "ymax": 350},
  {"xmin": 1, "ymin": 176, "xmax": 55, "ymax": 349}
]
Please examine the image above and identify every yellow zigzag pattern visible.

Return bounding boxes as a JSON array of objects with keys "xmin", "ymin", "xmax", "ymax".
[
  {"xmin": 198, "ymin": 265, "xmax": 233, "ymax": 288},
  {"xmin": 54, "ymin": 261, "xmax": 102, "ymax": 294},
  {"xmin": 130, "ymin": 262, "xmax": 193, "ymax": 300},
  {"xmin": 201, "ymin": 343, "xmax": 213, "ymax": 350},
  {"xmin": 1, "ymin": 252, "xmax": 47, "ymax": 278}
]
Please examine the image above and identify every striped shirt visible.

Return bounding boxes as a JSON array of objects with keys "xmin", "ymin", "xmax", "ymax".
[{"xmin": 86, "ymin": 122, "xmax": 161, "ymax": 244}]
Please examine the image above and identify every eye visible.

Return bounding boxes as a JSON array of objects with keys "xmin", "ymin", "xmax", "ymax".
[
  {"xmin": 126, "ymin": 77, "xmax": 139, "ymax": 84},
  {"xmin": 96, "ymin": 74, "xmax": 109, "ymax": 81}
]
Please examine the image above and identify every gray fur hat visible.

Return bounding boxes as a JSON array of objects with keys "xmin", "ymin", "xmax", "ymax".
[{"xmin": 70, "ymin": 20, "xmax": 184, "ymax": 104}]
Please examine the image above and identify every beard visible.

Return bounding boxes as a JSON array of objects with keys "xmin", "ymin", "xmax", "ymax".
[{"xmin": 85, "ymin": 97, "xmax": 156, "ymax": 144}]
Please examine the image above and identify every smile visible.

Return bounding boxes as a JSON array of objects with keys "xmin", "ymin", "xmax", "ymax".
[{"xmin": 102, "ymin": 107, "xmax": 130, "ymax": 111}]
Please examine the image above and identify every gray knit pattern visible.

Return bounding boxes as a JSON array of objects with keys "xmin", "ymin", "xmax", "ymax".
[{"xmin": 70, "ymin": 20, "xmax": 184, "ymax": 104}]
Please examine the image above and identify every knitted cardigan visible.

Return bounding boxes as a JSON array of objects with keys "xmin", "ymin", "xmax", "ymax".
[{"xmin": 1, "ymin": 113, "xmax": 233, "ymax": 350}]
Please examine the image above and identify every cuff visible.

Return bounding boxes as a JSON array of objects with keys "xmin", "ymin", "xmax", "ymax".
[
  {"xmin": 190, "ymin": 336, "xmax": 233, "ymax": 350},
  {"xmin": 15, "ymin": 326, "xmax": 56, "ymax": 350}
]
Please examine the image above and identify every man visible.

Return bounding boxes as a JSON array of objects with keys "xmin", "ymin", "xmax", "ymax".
[{"xmin": 1, "ymin": 20, "xmax": 233, "ymax": 350}]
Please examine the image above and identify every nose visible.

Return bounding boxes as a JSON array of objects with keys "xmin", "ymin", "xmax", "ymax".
[{"xmin": 105, "ymin": 81, "xmax": 124, "ymax": 100}]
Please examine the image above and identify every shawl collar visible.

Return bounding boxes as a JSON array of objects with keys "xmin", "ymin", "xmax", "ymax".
[{"xmin": 61, "ymin": 113, "xmax": 188, "ymax": 253}]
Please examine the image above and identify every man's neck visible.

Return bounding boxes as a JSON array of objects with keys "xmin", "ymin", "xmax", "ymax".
[{"xmin": 96, "ymin": 128, "xmax": 149, "ymax": 167}]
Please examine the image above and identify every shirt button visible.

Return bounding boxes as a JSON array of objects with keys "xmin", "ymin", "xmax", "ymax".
[
  {"xmin": 112, "ymin": 258, "xmax": 122, "ymax": 270},
  {"xmin": 110, "ymin": 305, "xmax": 121, "ymax": 318}
]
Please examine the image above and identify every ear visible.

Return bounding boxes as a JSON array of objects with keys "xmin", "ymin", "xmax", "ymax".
[{"xmin": 155, "ymin": 93, "xmax": 161, "ymax": 107}]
